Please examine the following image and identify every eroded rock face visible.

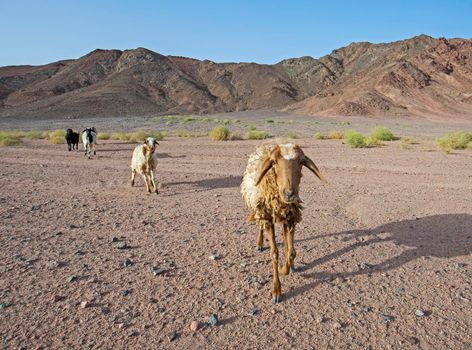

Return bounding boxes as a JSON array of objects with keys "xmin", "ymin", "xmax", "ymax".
[{"xmin": 1, "ymin": 35, "xmax": 472, "ymax": 120}]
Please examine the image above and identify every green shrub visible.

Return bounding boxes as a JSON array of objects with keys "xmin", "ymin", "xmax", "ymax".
[
  {"xmin": 344, "ymin": 130, "xmax": 366, "ymax": 148},
  {"xmin": 111, "ymin": 132, "xmax": 130, "ymax": 141},
  {"xmin": 247, "ymin": 124, "xmax": 257, "ymax": 131},
  {"xmin": 314, "ymin": 132, "xmax": 324, "ymax": 140},
  {"xmin": 365, "ymin": 136, "xmax": 383, "ymax": 147},
  {"xmin": 209, "ymin": 126, "xmax": 230, "ymax": 141},
  {"xmin": 247, "ymin": 130, "xmax": 269, "ymax": 140},
  {"xmin": 328, "ymin": 130, "xmax": 343, "ymax": 139},
  {"xmin": 24, "ymin": 130, "xmax": 48, "ymax": 139},
  {"xmin": 287, "ymin": 131, "xmax": 298, "ymax": 139},
  {"xmin": 0, "ymin": 132, "xmax": 22, "ymax": 146},
  {"xmin": 436, "ymin": 131, "xmax": 472, "ymax": 154},
  {"xmin": 369, "ymin": 127, "xmax": 395, "ymax": 141},
  {"xmin": 48, "ymin": 129, "xmax": 66, "ymax": 144},
  {"xmin": 265, "ymin": 119, "xmax": 274, "ymax": 124},
  {"xmin": 97, "ymin": 133, "xmax": 110, "ymax": 140}
]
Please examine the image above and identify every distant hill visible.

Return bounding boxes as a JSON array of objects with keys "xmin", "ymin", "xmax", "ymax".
[{"xmin": 1, "ymin": 35, "xmax": 471, "ymax": 120}]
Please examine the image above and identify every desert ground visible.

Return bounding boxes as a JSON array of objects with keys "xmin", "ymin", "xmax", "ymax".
[{"xmin": 1, "ymin": 112, "xmax": 471, "ymax": 349}]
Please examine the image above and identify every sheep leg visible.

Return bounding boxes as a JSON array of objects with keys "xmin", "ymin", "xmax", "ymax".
[
  {"xmin": 256, "ymin": 222, "xmax": 264, "ymax": 251},
  {"xmin": 142, "ymin": 174, "xmax": 151, "ymax": 192},
  {"xmin": 265, "ymin": 222, "xmax": 281, "ymax": 303},
  {"xmin": 131, "ymin": 169, "xmax": 136, "ymax": 186},
  {"xmin": 281, "ymin": 223, "xmax": 297, "ymax": 274},
  {"xmin": 150, "ymin": 170, "xmax": 158, "ymax": 194},
  {"xmin": 281, "ymin": 224, "xmax": 290, "ymax": 275}
]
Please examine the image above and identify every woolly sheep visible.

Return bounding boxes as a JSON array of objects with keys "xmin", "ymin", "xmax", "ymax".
[
  {"xmin": 131, "ymin": 137, "xmax": 159, "ymax": 194},
  {"xmin": 241, "ymin": 143, "xmax": 325, "ymax": 303}
]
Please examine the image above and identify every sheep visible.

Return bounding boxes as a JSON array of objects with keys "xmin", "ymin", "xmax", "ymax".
[
  {"xmin": 241, "ymin": 143, "xmax": 325, "ymax": 303},
  {"xmin": 82, "ymin": 127, "xmax": 97, "ymax": 158},
  {"xmin": 131, "ymin": 137, "xmax": 159, "ymax": 193},
  {"xmin": 65, "ymin": 128, "xmax": 79, "ymax": 151}
]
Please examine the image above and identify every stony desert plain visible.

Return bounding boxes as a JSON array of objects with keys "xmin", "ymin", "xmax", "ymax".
[{"xmin": 0, "ymin": 112, "xmax": 471, "ymax": 349}]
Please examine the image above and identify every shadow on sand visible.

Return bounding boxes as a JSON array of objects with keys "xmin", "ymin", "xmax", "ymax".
[
  {"xmin": 285, "ymin": 213, "xmax": 472, "ymax": 300},
  {"xmin": 166, "ymin": 175, "xmax": 241, "ymax": 191}
]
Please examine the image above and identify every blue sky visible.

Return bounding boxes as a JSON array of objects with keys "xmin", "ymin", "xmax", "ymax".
[{"xmin": 1, "ymin": 0, "xmax": 471, "ymax": 66}]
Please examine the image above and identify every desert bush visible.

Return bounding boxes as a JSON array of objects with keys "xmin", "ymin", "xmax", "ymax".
[
  {"xmin": 128, "ymin": 131, "xmax": 148, "ymax": 142},
  {"xmin": 265, "ymin": 119, "xmax": 274, "ymax": 124},
  {"xmin": 365, "ymin": 136, "xmax": 383, "ymax": 147},
  {"xmin": 111, "ymin": 132, "xmax": 130, "ymax": 141},
  {"xmin": 0, "ymin": 132, "xmax": 23, "ymax": 146},
  {"xmin": 247, "ymin": 130, "xmax": 269, "ymax": 140},
  {"xmin": 24, "ymin": 130, "xmax": 48, "ymax": 139},
  {"xmin": 247, "ymin": 124, "xmax": 257, "ymax": 131},
  {"xmin": 436, "ymin": 131, "xmax": 472, "ymax": 154},
  {"xmin": 344, "ymin": 130, "xmax": 366, "ymax": 148},
  {"xmin": 48, "ymin": 129, "xmax": 66, "ymax": 144},
  {"xmin": 314, "ymin": 132, "xmax": 324, "ymax": 140},
  {"xmin": 97, "ymin": 133, "xmax": 110, "ymax": 140},
  {"xmin": 287, "ymin": 131, "xmax": 298, "ymax": 139},
  {"xmin": 328, "ymin": 130, "xmax": 343, "ymax": 139},
  {"xmin": 400, "ymin": 136, "xmax": 416, "ymax": 150},
  {"xmin": 369, "ymin": 127, "xmax": 395, "ymax": 141},
  {"xmin": 209, "ymin": 126, "xmax": 230, "ymax": 141}
]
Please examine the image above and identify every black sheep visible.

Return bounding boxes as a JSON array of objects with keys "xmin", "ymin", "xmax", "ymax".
[{"xmin": 65, "ymin": 128, "xmax": 79, "ymax": 151}]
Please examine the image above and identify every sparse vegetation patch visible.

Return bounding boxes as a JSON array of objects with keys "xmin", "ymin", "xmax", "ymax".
[
  {"xmin": 436, "ymin": 131, "xmax": 472, "ymax": 154},
  {"xmin": 247, "ymin": 130, "xmax": 269, "ymax": 140},
  {"xmin": 328, "ymin": 130, "xmax": 343, "ymax": 139},
  {"xmin": 209, "ymin": 125, "xmax": 230, "ymax": 141},
  {"xmin": 344, "ymin": 130, "xmax": 366, "ymax": 148},
  {"xmin": 369, "ymin": 127, "xmax": 395, "ymax": 141}
]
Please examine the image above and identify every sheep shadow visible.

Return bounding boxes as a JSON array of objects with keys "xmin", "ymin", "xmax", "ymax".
[
  {"xmin": 166, "ymin": 175, "xmax": 241, "ymax": 191},
  {"xmin": 286, "ymin": 213, "xmax": 472, "ymax": 300}
]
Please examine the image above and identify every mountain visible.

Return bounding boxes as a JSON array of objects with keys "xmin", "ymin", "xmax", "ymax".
[{"xmin": 1, "ymin": 35, "xmax": 471, "ymax": 120}]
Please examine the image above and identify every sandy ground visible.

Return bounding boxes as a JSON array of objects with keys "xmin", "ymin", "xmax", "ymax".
[{"xmin": 1, "ymin": 117, "xmax": 472, "ymax": 349}]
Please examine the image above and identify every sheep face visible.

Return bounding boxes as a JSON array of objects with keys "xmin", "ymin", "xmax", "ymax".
[
  {"xmin": 256, "ymin": 144, "xmax": 325, "ymax": 204},
  {"xmin": 143, "ymin": 137, "xmax": 159, "ymax": 155}
]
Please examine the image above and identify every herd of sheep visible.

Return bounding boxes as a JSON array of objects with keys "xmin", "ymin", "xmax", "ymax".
[{"xmin": 64, "ymin": 128, "xmax": 326, "ymax": 302}]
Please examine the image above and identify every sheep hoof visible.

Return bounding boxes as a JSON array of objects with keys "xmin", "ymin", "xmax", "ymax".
[
  {"xmin": 256, "ymin": 246, "xmax": 264, "ymax": 252},
  {"xmin": 272, "ymin": 295, "xmax": 281, "ymax": 304},
  {"xmin": 290, "ymin": 266, "xmax": 296, "ymax": 273}
]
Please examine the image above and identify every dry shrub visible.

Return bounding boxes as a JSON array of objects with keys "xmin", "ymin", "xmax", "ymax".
[
  {"xmin": 328, "ymin": 130, "xmax": 343, "ymax": 139},
  {"xmin": 209, "ymin": 126, "xmax": 230, "ymax": 141},
  {"xmin": 436, "ymin": 131, "xmax": 472, "ymax": 154},
  {"xmin": 247, "ymin": 130, "xmax": 269, "ymax": 140},
  {"xmin": 48, "ymin": 129, "xmax": 66, "ymax": 144}
]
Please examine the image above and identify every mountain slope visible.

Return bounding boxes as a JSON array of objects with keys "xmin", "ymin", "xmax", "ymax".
[{"xmin": 1, "ymin": 35, "xmax": 471, "ymax": 120}]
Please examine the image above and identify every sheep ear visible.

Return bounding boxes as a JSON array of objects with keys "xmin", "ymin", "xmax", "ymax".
[
  {"xmin": 302, "ymin": 156, "xmax": 326, "ymax": 182},
  {"xmin": 256, "ymin": 159, "xmax": 273, "ymax": 185}
]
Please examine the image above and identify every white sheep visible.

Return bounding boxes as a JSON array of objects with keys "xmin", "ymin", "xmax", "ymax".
[
  {"xmin": 130, "ymin": 137, "xmax": 159, "ymax": 193},
  {"xmin": 241, "ymin": 143, "xmax": 325, "ymax": 303},
  {"xmin": 82, "ymin": 127, "xmax": 97, "ymax": 158}
]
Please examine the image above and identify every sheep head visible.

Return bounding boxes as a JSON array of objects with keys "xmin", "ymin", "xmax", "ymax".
[
  {"xmin": 142, "ymin": 137, "xmax": 159, "ymax": 156},
  {"xmin": 256, "ymin": 144, "xmax": 325, "ymax": 203}
]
